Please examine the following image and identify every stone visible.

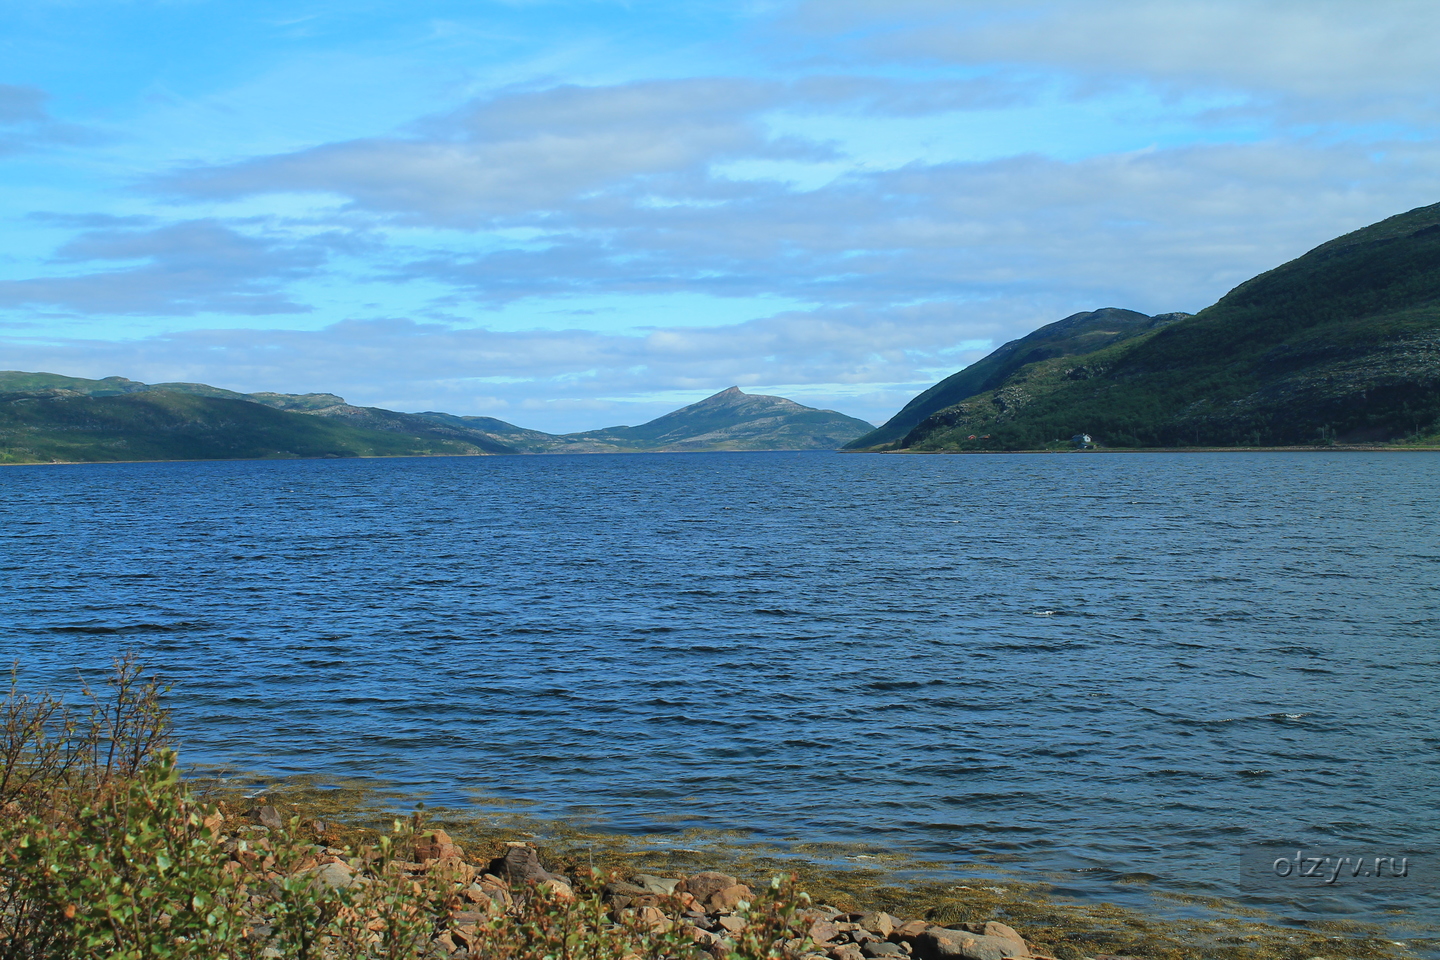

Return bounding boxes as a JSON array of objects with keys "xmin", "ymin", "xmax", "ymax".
[
  {"xmin": 683, "ymin": 924, "xmax": 721, "ymax": 947},
  {"xmin": 414, "ymin": 829, "xmax": 464, "ymax": 861},
  {"xmin": 859, "ymin": 912, "xmax": 896, "ymax": 938},
  {"xmin": 914, "ymin": 929, "xmax": 1030, "ymax": 960},
  {"xmin": 864, "ymin": 943, "xmax": 907, "ymax": 959},
  {"xmin": 431, "ymin": 856, "xmax": 476, "ymax": 886},
  {"xmin": 717, "ymin": 915, "xmax": 747, "ymax": 934},
  {"xmin": 980, "ymin": 923, "xmax": 1027, "ymax": 952},
  {"xmin": 635, "ymin": 905, "xmax": 672, "ymax": 932},
  {"xmin": 894, "ymin": 920, "xmax": 930, "ymax": 941},
  {"xmin": 493, "ymin": 843, "xmax": 552, "ymax": 887},
  {"xmin": 257, "ymin": 806, "xmax": 283, "ymax": 831},
  {"xmin": 679, "ymin": 871, "xmax": 739, "ymax": 903},
  {"xmin": 809, "ymin": 919, "xmax": 842, "ymax": 944},
  {"xmin": 540, "ymin": 878, "xmax": 575, "ymax": 902},
  {"xmin": 709, "ymin": 883, "xmax": 752, "ymax": 913},
  {"xmin": 829, "ymin": 945, "xmax": 864, "ymax": 960},
  {"xmin": 634, "ymin": 874, "xmax": 681, "ymax": 896},
  {"xmin": 306, "ymin": 860, "xmax": 356, "ymax": 890}
]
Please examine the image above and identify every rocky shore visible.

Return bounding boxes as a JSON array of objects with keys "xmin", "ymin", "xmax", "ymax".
[{"xmin": 221, "ymin": 801, "xmax": 1133, "ymax": 960}]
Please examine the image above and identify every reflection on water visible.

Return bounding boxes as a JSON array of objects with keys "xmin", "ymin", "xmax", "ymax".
[{"xmin": 1, "ymin": 450, "xmax": 1436, "ymax": 936}]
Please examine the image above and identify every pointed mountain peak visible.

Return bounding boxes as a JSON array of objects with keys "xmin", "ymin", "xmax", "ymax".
[{"xmin": 689, "ymin": 386, "xmax": 749, "ymax": 407}]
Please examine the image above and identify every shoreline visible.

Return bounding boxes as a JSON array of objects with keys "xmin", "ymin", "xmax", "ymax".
[
  {"xmin": 190, "ymin": 769, "xmax": 1437, "ymax": 960},
  {"xmin": 4, "ymin": 443, "xmax": 1440, "ymax": 466}
]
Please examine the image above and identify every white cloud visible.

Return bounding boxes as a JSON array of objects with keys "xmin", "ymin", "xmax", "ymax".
[
  {"xmin": 790, "ymin": 0, "xmax": 1440, "ymax": 125},
  {"xmin": 0, "ymin": 220, "xmax": 327, "ymax": 316}
]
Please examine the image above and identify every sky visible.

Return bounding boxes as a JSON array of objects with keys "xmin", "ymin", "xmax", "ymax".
[{"xmin": 2, "ymin": 1, "xmax": 1438, "ymax": 433}]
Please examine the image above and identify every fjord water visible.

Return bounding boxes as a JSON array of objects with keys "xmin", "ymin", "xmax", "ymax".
[{"xmin": 2, "ymin": 451, "xmax": 1436, "ymax": 934}]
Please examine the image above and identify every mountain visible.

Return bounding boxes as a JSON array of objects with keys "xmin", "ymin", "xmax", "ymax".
[
  {"xmin": 876, "ymin": 201, "xmax": 1440, "ymax": 452},
  {"xmin": 0, "ymin": 376, "xmax": 870, "ymax": 463},
  {"xmin": 556, "ymin": 386, "xmax": 873, "ymax": 452},
  {"xmin": 0, "ymin": 391, "xmax": 499, "ymax": 463},
  {"xmin": 413, "ymin": 387, "xmax": 873, "ymax": 453},
  {"xmin": 845, "ymin": 308, "xmax": 1190, "ymax": 450}
]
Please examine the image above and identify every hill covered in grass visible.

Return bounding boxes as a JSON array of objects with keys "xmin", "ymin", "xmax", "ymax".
[
  {"xmin": 0, "ymin": 391, "xmax": 501, "ymax": 463},
  {"xmin": 0, "ymin": 377, "xmax": 871, "ymax": 463},
  {"xmin": 844, "ymin": 308, "xmax": 1190, "ymax": 450},
  {"xmin": 862, "ymin": 201, "xmax": 1440, "ymax": 452},
  {"xmin": 541, "ymin": 387, "xmax": 873, "ymax": 453}
]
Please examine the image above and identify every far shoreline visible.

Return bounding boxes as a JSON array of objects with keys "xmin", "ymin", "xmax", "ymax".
[{"xmin": 5, "ymin": 443, "xmax": 1440, "ymax": 466}]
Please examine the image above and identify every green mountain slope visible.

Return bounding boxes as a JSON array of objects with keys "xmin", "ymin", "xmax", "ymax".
[
  {"xmin": 560, "ymin": 387, "xmax": 874, "ymax": 452},
  {"xmin": 0, "ymin": 376, "xmax": 869, "ymax": 462},
  {"xmin": 846, "ymin": 308, "xmax": 1189, "ymax": 450},
  {"xmin": 895, "ymin": 201, "xmax": 1440, "ymax": 451},
  {"xmin": 0, "ymin": 391, "xmax": 496, "ymax": 464}
]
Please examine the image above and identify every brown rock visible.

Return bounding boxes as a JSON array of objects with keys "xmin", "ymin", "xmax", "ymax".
[
  {"xmin": 810, "ymin": 919, "xmax": 842, "ymax": 944},
  {"xmin": 431, "ymin": 856, "xmax": 476, "ymax": 886},
  {"xmin": 636, "ymin": 905, "xmax": 673, "ymax": 932},
  {"xmin": 860, "ymin": 912, "xmax": 896, "ymax": 938},
  {"xmin": 914, "ymin": 929, "xmax": 1029, "ymax": 960},
  {"xmin": 717, "ymin": 915, "xmax": 748, "ymax": 934},
  {"xmin": 679, "ymin": 871, "xmax": 739, "ymax": 902},
  {"xmin": 256, "ymin": 805, "xmax": 283, "ymax": 831},
  {"xmin": 980, "ymin": 923, "xmax": 1026, "ymax": 952},
  {"xmin": 864, "ymin": 943, "xmax": 907, "ymax": 959},
  {"xmin": 709, "ymin": 883, "xmax": 753, "ymax": 913},
  {"xmin": 414, "ymin": 829, "xmax": 464, "ymax": 861},
  {"xmin": 494, "ymin": 843, "xmax": 552, "ymax": 887},
  {"xmin": 682, "ymin": 924, "xmax": 722, "ymax": 947},
  {"xmin": 306, "ymin": 860, "xmax": 356, "ymax": 890},
  {"xmin": 893, "ymin": 920, "xmax": 930, "ymax": 941},
  {"xmin": 540, "ymin": 879, "xmax": 575, "ymax": 901},
  {"xmin": 634, "ymin": 874, "xmax": 681, "ymax": 896},
  {"xmin": 829, "ymin": 946, "xmax": 865, "ymax": 960}
]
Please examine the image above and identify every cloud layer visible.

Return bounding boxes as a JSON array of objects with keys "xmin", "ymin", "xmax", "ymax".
[{"xmin": 3, "ymin": 2, "xmax": 1439, "ymax": 430}]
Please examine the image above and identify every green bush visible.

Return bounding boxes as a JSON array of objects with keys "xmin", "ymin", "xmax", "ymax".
[{"xmin": 0, "ymin": 659, "xmax": 813, "ymax": 960}]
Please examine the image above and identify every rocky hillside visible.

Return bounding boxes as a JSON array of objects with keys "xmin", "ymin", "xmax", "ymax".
[{"xmin": 877, "ymin": 201, "xmax": 1440, "ymax": 451}]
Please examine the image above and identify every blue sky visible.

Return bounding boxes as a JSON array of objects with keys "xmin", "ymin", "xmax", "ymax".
[{"xmin": 2, "ymin": 0, "xmax": 1438, "ymax": 432}]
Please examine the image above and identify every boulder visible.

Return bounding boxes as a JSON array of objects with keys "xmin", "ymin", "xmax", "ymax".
[
  {"xmin": 809, "ymin": 919, "xmax": 842, "ymax": 944},
  {"xmin": 859, "ymin": 912, "xmax": 896, "ymax": 938},
  {"xmin": 863, "ymin": 944, "xmax": 907, "ymax": 959},
  {"xmin": 914, "ymin": 929, "xmax": 1030, "ymax": 960},
  {"xmin": 678, "ymin": 871, "xmax": 739, "ymax": 903},
  {"xmin": 257, "ymin": 805, "xmax": 283, "ymax": 832},
  {"xmin": 414, "ymin": 829, "xmax": 464, "ymax": 861},
  {"xmin": 634, "ymin": 874, "xmax": 681, "ymax": 896},
  {"xmin": 491, "ymin": 842, "xmax": 554, "ymax": 887},
  {"xmin": 709, "ymin": 883, "xmax": 752, "ymax": 913},
  {"xmin": 306, "ymin": 860, "xmax": 356, "ymax": 890}
]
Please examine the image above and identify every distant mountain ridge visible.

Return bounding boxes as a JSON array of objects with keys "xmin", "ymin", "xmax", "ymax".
[
  {"xmin": 853, "ymin": 201, "xmax": 1440, "ymax": 452},
  {"xmin": 0, "ymin": 374, "xmax": 872, "ymax": 463}
]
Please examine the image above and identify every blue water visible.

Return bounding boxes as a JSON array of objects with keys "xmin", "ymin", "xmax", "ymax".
[{"xmin": 1, "ymin": 451, "xmax": 1436, "ymax": 936}]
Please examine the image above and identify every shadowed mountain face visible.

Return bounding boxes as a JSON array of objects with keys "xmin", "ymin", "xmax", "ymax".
[
  {"xmin": 846, "ymin": 308, "xmax": 1188, "ymax": 450},
  {"xmin": 869, "ymin": 201, "xmax": 1440, "ymax": 452},
  {"xmin": 0, "ymin": 377, "xmax": 871, "ymax": 463}
]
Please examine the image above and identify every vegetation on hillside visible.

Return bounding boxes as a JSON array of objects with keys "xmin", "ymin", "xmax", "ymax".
[
  {"xmin": 844, "ymin": 309, "xmax": 1187, "ymax": 450},
  {"xmin": 0, "ymin": 392, "xmax": 495, "ymax": 463},
  {"xmin": 879, "ymin": 202, "xmax": 1440, "ymax": 452}
]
